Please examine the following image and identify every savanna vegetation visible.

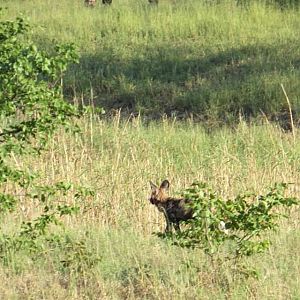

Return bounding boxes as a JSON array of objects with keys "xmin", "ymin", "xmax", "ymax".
[
  {"xmin": 1, "ymin": 0, "xmax": 300, "ymax": 299},
  {"xmin": 2, "ymin": 0, "xmax": 300, "ymax": 120}
]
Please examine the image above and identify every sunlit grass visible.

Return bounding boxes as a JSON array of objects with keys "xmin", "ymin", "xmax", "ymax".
[
  {"xmin": 1, "ymin": 0, "xmax": 300, "ymax": 298},
  {"xmin": 2, "ymin": 0, "xmax": 300, "ymax": 119},
  {"xmin": 1, "ymin": 115, "xmax": 300, "ymax": 298},
  {"xmin": 0, "ymin": 114, "xmax": 300, "ymax": 299}
]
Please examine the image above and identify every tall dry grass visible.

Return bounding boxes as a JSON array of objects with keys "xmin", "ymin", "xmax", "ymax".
[
  {"xmin": 1, "ymin": 115, "xmax": 300, "ymax": 299},
  {"xmin": 13, "ymin": 114, "xmax": 299, "ymax": 231},
  {"xmin": 1, "ymin": 0, "xmax": 300, "ymax": 297}
]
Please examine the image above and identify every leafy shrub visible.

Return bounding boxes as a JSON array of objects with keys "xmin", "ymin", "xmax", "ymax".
[
  {"xmin": 0, "ymin": 13, "xmax": 97, "ymax": 266},
  {"xmin": 161, "ymin": 182, "xmax": 298, "ymax": 261}
]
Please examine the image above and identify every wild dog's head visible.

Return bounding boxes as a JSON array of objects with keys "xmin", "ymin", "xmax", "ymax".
[
  {"xmin": 149, "ymin": 180, "xmax": 170, "ymax": 205},
  {"xmin": 84, "ymin": 0, "xmax": 96, "ymax": 6}
]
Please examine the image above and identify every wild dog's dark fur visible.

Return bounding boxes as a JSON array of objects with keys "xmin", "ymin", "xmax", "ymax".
[
  {"xmin": 85, "ymin": 0, "xmax": 158, "ymax": 6},
  {"xmin": 84, "ymin": 0, "xmax": 111, "ymax": 6},
  {"xmin": 84, "ymin": 0, "xmax": 96, "ymax": 6},
  {"xmin": 149, "ymin": 180, "xmax": 193, "ymax": 233}
]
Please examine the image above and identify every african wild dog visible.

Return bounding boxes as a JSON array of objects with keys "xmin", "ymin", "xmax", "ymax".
[
  {"xmin": 84, "ymin": 0, "xmax": 96, "ymax": 6},
  {"xmin": 85, "ymin": 0, "xmax": 158, "ymax": 5},
  {"xmin": 84, "ymin": 0, "xmax": 111, "ymax": 6},
  {"xmin": 149, "ymin": 180, "xmax": 193, "ymax": 233}
]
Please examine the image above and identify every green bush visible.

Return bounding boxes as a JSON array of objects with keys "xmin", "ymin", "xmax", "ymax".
[
  {"xmin": 161, "ymin": 182, "xmax": 298, "ymax": 262},
  {"xmin": 0, "ymin": 14, "xmax": 97, "ymax": 264}
]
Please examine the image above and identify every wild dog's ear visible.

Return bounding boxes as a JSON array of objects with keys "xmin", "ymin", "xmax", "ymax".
[
  {"xmin": 150, "ymin": 181, "xmax": 158, "ymax": 191},
  {"xmin": 160, "ymin": 180, "xmax": 170, "ymax": 190}
]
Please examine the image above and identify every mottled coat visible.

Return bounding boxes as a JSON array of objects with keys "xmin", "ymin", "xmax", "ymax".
[
  {"xmin": 149, "ymin": 180, "xmax": 193, "ymax": 232},
  {"xmin": 84, "ymin": 0, "xmax": 96, "ymax": 6},
  {"xmin": 85, "ymin": 0, "xmax": 157, "ymax": 5}
]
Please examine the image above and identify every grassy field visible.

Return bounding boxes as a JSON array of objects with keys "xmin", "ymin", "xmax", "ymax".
[
  {"xmin": 1, "ymin": 115, "xmax": 300, "ymax": 299},
  {"xmin": 1, "ymin": 0, "xmax": 300, "ymax": 120},
  {"xmin": 1, "ymin": 0, "xmax": 300, "ymax": 299}
]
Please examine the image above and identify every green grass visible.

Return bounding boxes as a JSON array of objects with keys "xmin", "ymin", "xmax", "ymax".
[
  {"xmin": 1, "ymin": 0, "xmax": 300, "ymax": 298},
  {"xmin": 1, "ymin": 0, "xmax": 300, "ymax": 120},
  {"xmin": 1, "ymin": 115, "xmax": 300, "ymax": 298}
]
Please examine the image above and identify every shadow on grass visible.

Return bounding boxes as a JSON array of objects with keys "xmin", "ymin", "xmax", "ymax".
[{"xmin": 64, "ymin": 41, "xmax": 300, "ymax": 122}]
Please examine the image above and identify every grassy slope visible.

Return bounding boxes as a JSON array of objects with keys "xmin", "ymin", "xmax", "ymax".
[
  {"xmin": 2, "ymin": 0, "xmax": 300, "ymax": 120},
  {"xmin": 1, "ymin": 115, "xmax": 300, "ymax": 299},
  {"xmin": 1, "ymin": 1, "xmax": 300, "ymax": 298}
]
